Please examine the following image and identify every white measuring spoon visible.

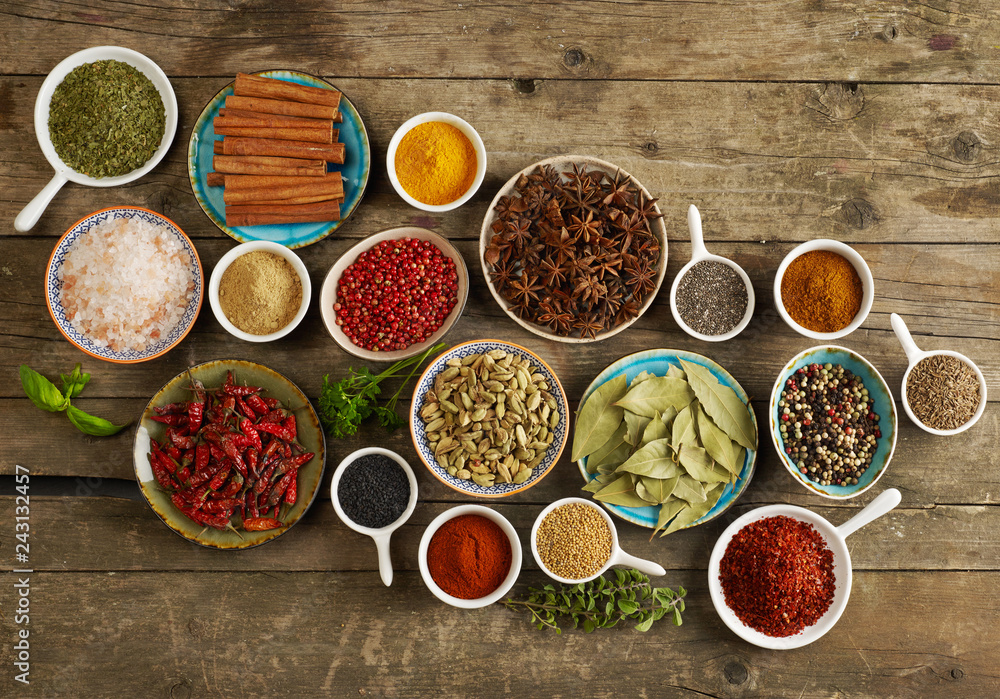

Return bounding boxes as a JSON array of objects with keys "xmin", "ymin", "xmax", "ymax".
[
  {"xmin": 531, "ymin": 497, "xmax": 666, "ymax": 584},
  {"xmin": 14, "ymin": 46, "xmax": 178, "ymax": 232},
  {"xmin": 330, "ymin": 447, "xmax": 419, "ymax": 587},
  {"xmin": 890, "ymin": 313, "xmax": 987, "ymax": 435},
  {"xmin": 669, "ymin": 204, "xmax": 755, "ymax": 342},
  {"xmin": 708, "ymin": 487, "xmax": 902, "ymax": 649}
]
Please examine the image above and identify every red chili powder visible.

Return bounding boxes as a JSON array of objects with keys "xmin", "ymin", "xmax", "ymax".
[
  {"xmin": 427, "ymin": 514, "xmax": 512, "ymax": 600},
  {"xmin": 719, "ymin": 515, "xmax": 836, "ymax": 637}
]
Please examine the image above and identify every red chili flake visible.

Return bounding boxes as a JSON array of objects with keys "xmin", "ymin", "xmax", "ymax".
[
  {"xmin": 719, "ymin": 515, "xmax": 836, "ymax": 637},
  {"xmin": 334, "ymin": 238, "xmax": 459, "ymax": 352}
]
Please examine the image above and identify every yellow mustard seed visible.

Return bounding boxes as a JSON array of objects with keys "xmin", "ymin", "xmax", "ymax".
[{"xmin": 535, "ymin": 503, "xmax": 612, "ymax": 580}]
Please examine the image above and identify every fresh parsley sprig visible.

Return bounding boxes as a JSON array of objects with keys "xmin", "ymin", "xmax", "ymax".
[
  {"xmin": 318, "ymin": 342, "xmax": 446, "ymax": 439},
  {"xmin": 19, "ymin": 364, "xmax": 128, "ymax": 437},
  {"xmin": 503, "ymin": 569, "xmax": 686, "ymax": 633}
]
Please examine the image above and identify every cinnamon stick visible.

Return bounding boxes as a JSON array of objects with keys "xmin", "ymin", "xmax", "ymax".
[
  {"xmin": 222, "ymin": 174, "xmax": 345, "ymax": 204},
  {"xmin": 216, "ymin": 137, "xmax": 344, "ymax": 162},
  {"xmin": 207, "ymin": 172, "xmax": 225, "ymax": 186},
  {"xmin": 235, "ymin": 73, "xmax": 341, "ymax": 108},
  {"xmin": 225, "ymin": 95, "xmax": 337, "ymax": 120},
  {"xmin": 212, "ymin": 125, "xmax": 333, "ymax": 144},
  {"xmin": 213, "ymin": 155, "xmax": 325, "ymax": 177},
  {"xmin": 226, "ymin": 206, "xmax": 342, "ymax": 227},
  {"xmin": 231, "ymin": 194, "xmax": 345, "ymax": 206},
  {"xmin": 227, "ymin": 200, "xmax": 341, "ymax": 217},
  {"xmin": 217, "ymin": 109, "xmax": 333, "ymax": 130}
]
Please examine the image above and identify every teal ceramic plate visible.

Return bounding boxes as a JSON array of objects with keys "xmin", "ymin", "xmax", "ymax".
[
  {"xmin": 577, "ymin": 349, "xmax": 758, "ymax": 530},
  {"xmin": 187, "ymin": 70, "xmax": 370, "ymax": 248},
  {"xmin": 769, "ymin": 345, "xmax": 897, "ymax": 499},
  {"xmin": 133, "ymin": 360, "xmax": 327, "ymax": 549}
]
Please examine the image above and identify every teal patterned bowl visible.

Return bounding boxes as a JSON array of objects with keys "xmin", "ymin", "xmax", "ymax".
[
  {"xmin": 769, "ymin": 345, "xmax": 898, "ymax": 499},
  {"xmin": 187, "ymin": 70, "xmax": 370, "ymax": 248},
  {"xmin": 577, "ymin": 349, "xmax": 758, "ymax": 531}
]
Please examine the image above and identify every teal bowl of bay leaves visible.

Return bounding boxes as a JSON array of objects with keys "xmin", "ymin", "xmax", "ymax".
[{"xmin": 575, "ymin": 349, "xmax": 758, "ymax": 537}]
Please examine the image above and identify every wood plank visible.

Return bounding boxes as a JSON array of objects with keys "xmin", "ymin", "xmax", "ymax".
[
  {"xmin": 7, "ymin": 78, "xmax": 1000, "ymax": 244},
  {"xmin": 3, "ymin": 496, "xmax": 997, "ymax": 573},
  {"xmin": 0, "ymin": 571, "xmax": 994, "ymax": 696},
  {"xmin": 4, "ymin": 2, "xmax": 1000, "ymax": 84}
]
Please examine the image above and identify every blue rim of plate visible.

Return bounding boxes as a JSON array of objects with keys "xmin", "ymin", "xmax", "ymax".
[
  {"xmin": 187, "ymin": 70, "xmax": 370, "ymax": 249},
  {"xmin": 45, "ymin": 206, "xmax": 203, "ymax": 363},
  {"xmin": 577, "ymin": 349, "xmax": 758, "ymax": 530}
]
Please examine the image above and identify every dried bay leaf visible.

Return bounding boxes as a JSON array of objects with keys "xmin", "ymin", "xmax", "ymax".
[
  {"xmin": 678, "ymin": 444, "xmax": 729, "ymax": 484},
  {"xmin": 616, "ymin": 439, "xmax": 682, "ymax": 479},
  {"xmin": 635, "ymin": 478, "xmax": 659, "ymax": 504},
  {"xmin": 680, "ymin": 359, "xmax": 757, "ymax": 450},
  {"xmin": 594, "ymin": 473, "xmax": 648, "ymax": 508},
  {"xmin": 585, "ymin": 423, "xmax": 628, "ymax": 474},
  {"xmin": 666, "ymin": 364, "xmax": 686, "ymax": 381},
  {"xmin": 641, "ymin": 474, "xmax": 679, "ymax": 504},
  {"xmin": 672, "ymin": 474, "xmax": 707, "ymax": 504},
  {"xmin": 672, "ymin": 403, "xmax": 697, "ymax": 447},
  {"xmin": 632, "ymin": 370, "xmax": 656, "ymax": 386},
  {"xmin": 572, "ymin": 373, "xmax": 627, "ymax": 461},
  {"xmin": 641, "ymin": 411, "xmax": 669, "ymax": 445},
  {"xmin": 624, "ymin": 410, "xmax": 652, "ymax": 446},
  {"xmin": 696, "ymin": 405, "xmax": 741, "ymax": 475},
  {"xmin": 652, "ymin": 498, "xmax": 688, "ymax": 538},
  {"xmin": 614, "ymin": 377, "xmax": 695, "ymax": 418},
  {"xmin": 660, "ymin": 405, "xmax": 678, "ymax": 430},
  {"xmin": 661, "ymin": 496, "xmax": 715, "ymax": 536}
]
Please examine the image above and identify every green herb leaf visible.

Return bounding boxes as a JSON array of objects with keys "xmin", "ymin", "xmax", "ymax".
[
  {"xmin": 616, "ymin": 439, "xmax": 681, "ymax": 479},
  {"xmin": 65, "ymin": 405, "xmax": 128, "ymax": 436},
  {"xmin": 623, "ymin": 410, "xmax": 652, "ymax": 446},
  {"xmin": 614, "ymin": 376, "xmax": 694, "ymax": 418},
  {"xmin": 680, "ymin": 359, "xmax": 757, "ymax": 450},
  {"xmin": 20, "ymin": 365, "xmax": 69, "ymax": 412},
  {"xmin": 572, "ymin": 373, "xmax": 627, "ymax": 461},
  {"xmin": 60, "ymin": 363, "xmax": 91, "ymax": 399},
  {"xmin": 696, "ymin": 405, "xmax": 741, "ymax": 474}
]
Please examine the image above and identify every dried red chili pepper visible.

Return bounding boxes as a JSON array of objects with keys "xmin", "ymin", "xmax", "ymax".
[
  {"xmin": 150, "ymin": 413, "xmax": 188, "ymax": 427},
  {"xmin": 245, "ymin": 393, "xmax": 269, "ymax": 415},
  {"xmin": 284, "ymin": 468, "xmax": 298, "ymax": 505},
  {"xmin": 243, "ymin": 517, "xmax": 283, "ymax": 531}
]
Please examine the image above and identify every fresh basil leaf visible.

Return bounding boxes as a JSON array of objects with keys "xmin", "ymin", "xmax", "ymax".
[
  {"xmin": 60, "ymin": 363, "xmax": 91, "ymax": 399},
  {"xmin": 20, "ymin": 365, "xmax": 69, "ymax": 412},
  {"xmin": 66, "ymin": 405, "xmax": 128, "ymax": 436}
]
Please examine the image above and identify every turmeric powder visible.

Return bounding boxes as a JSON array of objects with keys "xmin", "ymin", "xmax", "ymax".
[
  {"xmin": 394, "ymin": 121, "xmax": 476, "ymax": 206},
  {"xmin": 780, "ymin": 250, "xmax": 863, "ymax": 333}
]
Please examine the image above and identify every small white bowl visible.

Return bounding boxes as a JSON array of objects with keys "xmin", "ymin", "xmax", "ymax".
[
  {"xmin": 891, "ymin": 313, "xmax": 987, "ymax": 435},
  {"xmin": 670, "ymin": 205, "xmax": 755, "ymax": 342},
  {"xmin": 708, "ymin": 488, "xmax": 900, "ymax": 649},
  {"xmin": 386, "ymin": 112, "xmax": 487, "ymax": 212},
  {"xmin": 319, "ymin": 227, "xmax": 469, "ymax": 361},
  {"xmin": 418, "ymin": 504, "xmax": 522, "ymax": 608},
  {"xmin": 330, "ymin": 447, "xmax": 419, "ymax": 587},
  {"xmin": 15, "ymin": 46, "xmax": 179, "ymax": 232},
  {"xmin": 531, "ymin": 498, "xmax": 665, "ymax": 584},
  {"xmin": 773, "ymin": 239, "xmax": 874, "ymax": 340},
  {"xmin": 209, "ymin": 241, "xmax": 311, "ymax": 342}
]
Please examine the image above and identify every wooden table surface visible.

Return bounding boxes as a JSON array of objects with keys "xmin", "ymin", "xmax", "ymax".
[{"xmin": 2, "ymin": 2, "xmax": 999, "ymax": 697}]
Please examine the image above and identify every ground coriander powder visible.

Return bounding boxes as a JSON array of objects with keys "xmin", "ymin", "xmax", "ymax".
[{"xmin": 219, "ymin": 251, "xmax": 302, "ymax": 335}]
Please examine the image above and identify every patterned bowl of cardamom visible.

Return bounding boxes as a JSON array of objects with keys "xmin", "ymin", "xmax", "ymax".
[
  {"xmin": 386, "ymin": 112, "xmax": 487, "ymax": 212},
  {"xmin": 208, "ymin": 241, "xmax": 312, "ymax": 342}
]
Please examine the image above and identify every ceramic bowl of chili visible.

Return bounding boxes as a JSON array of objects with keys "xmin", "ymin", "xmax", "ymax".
[
  {"xmin": 386, "ymin": 111, "xmax": 487, "ymax": 212},
  {"xmin": 708, "ymin": 488, "xmax": 901, "ymax": 649},
  {"xmin": 319, "ymin": 226, "xmax": 470, "ymax": 361},
  {"xmin": 208, "ymin": 240, "xmax": 311, "ymax": 343},
  {"xmin": 418, "ymin": 504, "xmax": 522, "ymax": 609},
  {"xmin": 773, "ymin": 239, "xmax": 874, "ymax": 340},
  {"xmin": 769, "ymin": 345, "xmax": 898, "ymax": 500},
  {"xmin": 409, "ymin": 340, "xmax": 570, "ymax": 499}
]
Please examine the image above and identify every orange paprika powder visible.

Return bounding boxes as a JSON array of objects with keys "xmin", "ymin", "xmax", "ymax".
[
  {"xmin": 427, "ymin": 514, "xmax": 512, "ymax": 599},
  {"xmin": 780, "ymin": 250, "xmax": 863, "ymax": 333}
]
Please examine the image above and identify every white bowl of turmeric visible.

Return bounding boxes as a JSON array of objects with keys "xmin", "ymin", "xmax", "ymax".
[
  {"xmin": 209, "ymin": 240, "xmax": 311, "ymax": 342},
  {"xmin": 386, "ymin": 112, "xmax": 487, "ymax": 212}
]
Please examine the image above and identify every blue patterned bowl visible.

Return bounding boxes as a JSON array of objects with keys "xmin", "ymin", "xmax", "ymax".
[
  {"xmin": 409, "ymin": 340, "xmax": 569, "ymax": 498},
  {"xmin": 187, "ymin": 70, "xmax": 370, "ymax": 249},
  {"xmin": 577, "ymin": 349, "xmax": 758, "ymax": 530},
  {"xmin": 45, "ymin": 206, "xmax": 203, "ymax": 363},
  {"xmin": 769, "ymin": 345, "xmax": 898, "ymax": 499}
]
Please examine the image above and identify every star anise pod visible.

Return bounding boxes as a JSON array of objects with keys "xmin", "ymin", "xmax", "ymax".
[
  {"xmin": 538, "ymin": 257, "xmax": 570, "ymax": 287},
  {"xmin": 490, "ymin": 259, "xmax": 519, "ymax": 293},
  {"xmin": 572, "ymin": 312, "xmax": 606, "ymax": 340},
  {"xmin": 507, "ymin": 272, "xmax": 544, "ymax": 307},
  {"xmin": 567, "ymin": 211, "xmax": 602, "ymax": 244},
  {"xmin": 573, "ymin": 275, "xmax": 606, "ymax": 307}
]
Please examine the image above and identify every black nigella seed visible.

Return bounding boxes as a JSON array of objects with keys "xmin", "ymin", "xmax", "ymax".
[{"xmin": 337, "ymin": 454, "xmax": 410, "ymax": 529}]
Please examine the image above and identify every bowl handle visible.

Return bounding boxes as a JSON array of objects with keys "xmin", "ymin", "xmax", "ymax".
[
  {"xmin": 687, "ymin": 204, "xmax": 710, "ymax": 261},
  {"xmin": 836, "ymin": 488, "xmax": 902, "ymax": 539},
  {"xmin": 890, "ymin": 313, "xmax": 923, "ymax": 365},
  {"xmin": 609, "ymin": 549, "xmax": 666, "ymax": 578},
  {"xmin": 373, "ymin": 531, "xmax": 394, "ymax": 587},
  {"xmin": 15, "ymin": 171, "xmax": 68, "ymax": 232}
]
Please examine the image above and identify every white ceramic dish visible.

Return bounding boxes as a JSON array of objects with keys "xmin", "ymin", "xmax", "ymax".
[
  {"xmin": 708, "ymin": 488, "xmax": 901, "ymax": 649},
  {"xmin": 330, "ymin": 447, "xmax": 419, "ymax": 587},
  {"xmin": 670, "ymin": 204, "xmax": 755, "ymax": 342},
  {"xmin": 209, "ymin": 241, "xmax": 311, "ymax": 342},
  {"xmin": 386, "ymin": 112, "xmax": 487, "ymax": 212},
  {"xmin": 531, "ymin": 497, "xmax": 666, "ymax": 584},
  {"xmin": 15, "ymin": 46, "xmax": 178, "ymax": 232},
  {"xmin": 319, "ymin": 227, "xmax": 469, "ymax": 361},
  {"xmin": 479, "ymin": 155, "xmax": 668, "ymax": 344},
  {"xmin": 773, "ymin": 239, "xmax": 874, "ymax": 340},
  {"xmin": 891, "ymin": 313, "xmax": 987, "ymax": 435},
  {"xmin": 418, "ymin": 504, "xmax": 522, "ymax": 609}
]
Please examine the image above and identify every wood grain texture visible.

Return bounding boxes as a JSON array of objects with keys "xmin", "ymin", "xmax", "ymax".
[{"xmin": 0, "ymin": 571, "xmax": 995, "ymax": 697}]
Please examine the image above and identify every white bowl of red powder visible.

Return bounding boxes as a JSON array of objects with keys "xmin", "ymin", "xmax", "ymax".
[{"xmin": 320, "ymin": 227, "xmax": 469, "ymax": 361}]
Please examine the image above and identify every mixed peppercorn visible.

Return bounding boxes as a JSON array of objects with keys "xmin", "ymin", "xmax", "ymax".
[
  {"xmin": 777, "ymin": 362, "xmax": 881, "ymax": 486},
  {"xmin": 334, "ymin": 238, "xmax": 458, "ymax": 352},
  {"xmin": 147, "ymin": 371, "xmax": 314, "ymax": 532}
]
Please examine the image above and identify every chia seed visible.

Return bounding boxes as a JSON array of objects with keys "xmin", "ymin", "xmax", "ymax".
[
  {"xmin": 675, "ymin": 260, "xmax": 748, "ymax": 336},
  {"xmin": 337, "ymin": 454, "xmax": 411, "ymax": 529}
]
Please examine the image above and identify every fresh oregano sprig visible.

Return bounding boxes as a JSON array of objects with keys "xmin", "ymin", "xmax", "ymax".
[{"xmin": 503, "ymin": 569, "xmax": 686, "ymax": 633}]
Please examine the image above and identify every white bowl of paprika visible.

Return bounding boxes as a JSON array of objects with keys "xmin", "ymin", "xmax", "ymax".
[{"xmin": 386, "ymin": 112, "xmax": 487, "ymax": 212}]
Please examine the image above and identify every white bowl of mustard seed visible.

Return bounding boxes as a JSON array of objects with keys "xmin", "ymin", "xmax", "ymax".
[{"xmin": 209, "ymin": 241, "xmax": 311, "ymax": 342}]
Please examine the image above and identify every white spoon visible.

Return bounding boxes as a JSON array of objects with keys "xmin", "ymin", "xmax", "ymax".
[
  {"xmin": 890, "ymin": 313, "xmax": 987, "ymax": 435},
  {"xmin": 669, "ymin": 204, "xmax": 755, "ymax": 342},
  {"xmin": 708, "ymin": 487, "xmax": 902, "ymax": 649}
]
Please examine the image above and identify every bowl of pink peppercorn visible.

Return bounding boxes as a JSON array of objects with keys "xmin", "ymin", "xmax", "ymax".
[{"xmin": 320, "ymin": 227, "xmax": 470, "ymax": 361}]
